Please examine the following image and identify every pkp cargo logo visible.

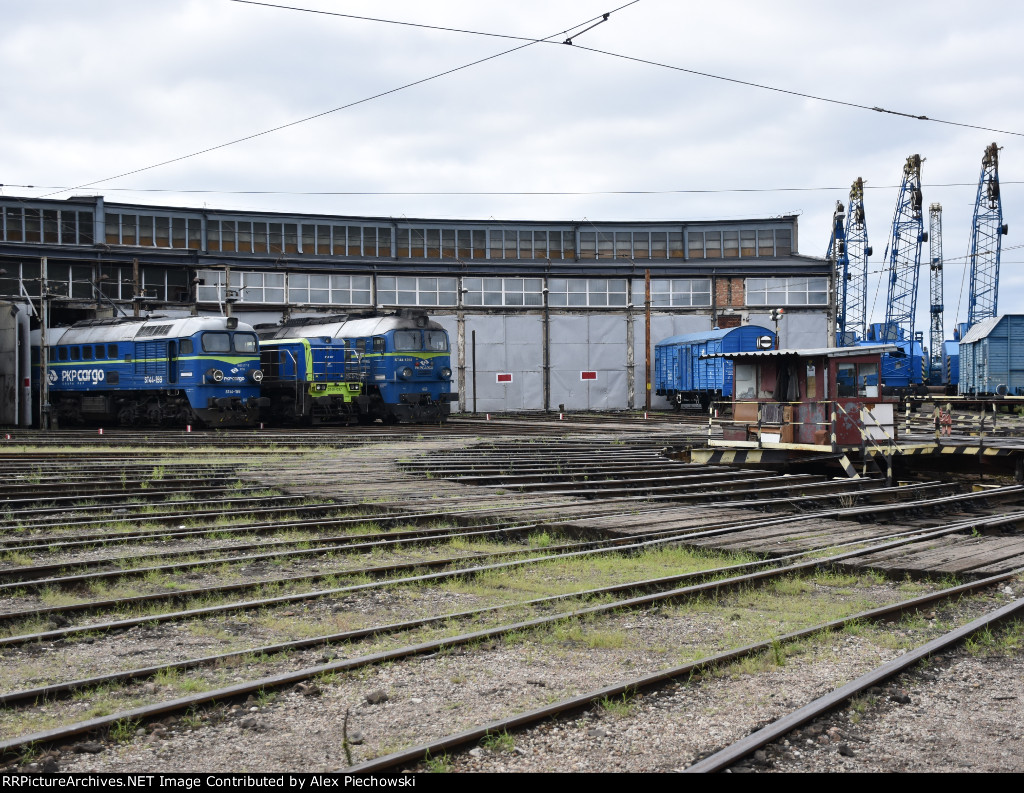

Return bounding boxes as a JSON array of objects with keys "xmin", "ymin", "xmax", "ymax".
[
  {"xmin": 47, "ymin": 370, "xmax": 57, "ymax": 385},
  {"xmin": 60, "ymin": 369, "xmax": 106, "ymax": 385}
]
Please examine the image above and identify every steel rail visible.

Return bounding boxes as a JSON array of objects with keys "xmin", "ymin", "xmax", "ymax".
[
  {"xmin": 0, "ymin": 508, "xmax": 1012, "ymax": 651},
  {"xmin": 337, "ymin": 569, "xmax": 1021, "ymax": 773},
  {"xmin": 0, "ymin": 481, "xmax": 970, "ymax": 589},
  {"xmin": 2, "ymin": 512, "xmax": 1009, "ymax": 709},
  {"xmin": 684, "ymin": 592, "xmax": 1024, "ymax": 773},
  {"xmin": 4, "ymin": 539, "xmax": 1014, "ymax": 760}
]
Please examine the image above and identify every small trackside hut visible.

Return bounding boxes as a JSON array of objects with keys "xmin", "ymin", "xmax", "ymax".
[{"xmin": 693, "ymin": 345, "xmax": 902, "ymax": 479}]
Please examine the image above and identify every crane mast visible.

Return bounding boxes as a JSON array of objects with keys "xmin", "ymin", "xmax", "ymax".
[
  {"xmin": 827, "ymin": 200, "xmax": 850, "ymax": 345},
  {"xmin": 928, "ymin": 203, "xmax": 944, "ymax": 382},
  {"xmin": 882, "ymin": 154, "xmax": 926, "ymax": 344},
  {"xmin": 967, "ymin": 143, "xmax": 1007, "ymax": 327},
  {"xmin": 844, "ymin": 178, "xmax": 870, "ymax": 343}
]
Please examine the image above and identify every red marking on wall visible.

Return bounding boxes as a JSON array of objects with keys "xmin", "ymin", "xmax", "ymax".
[
  {"xmin": 496, "ymin": 373, "xmax": 513, "ymax": 383},
  {"xmin": 580, "ymin": 371, "xmax": 597, "ymax": 381}
]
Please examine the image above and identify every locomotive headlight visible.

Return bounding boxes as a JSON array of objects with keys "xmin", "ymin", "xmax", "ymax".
[
  {"xmin": 250, "ymin": 369, "xmax": 264, "ymax": 383},
  {"xmin": 206, "ymin": 368, "xmax": 225, "ymax": 383},
  {"xmin": 399, "ymin": 366, "xmax": 414, "ymax": 379},
  {"xmin": 440, "ymin": 367, "xmax": 452, "ymax": 379}
]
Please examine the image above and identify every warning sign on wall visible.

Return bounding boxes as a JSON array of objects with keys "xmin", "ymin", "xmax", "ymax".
[
  {"xmin": 496, "ymin": 373, "xmax": 513, "ymax": 383},
  {"xmin": 580, "ymin": 371, "xmax": 597, "ymax": 381}
]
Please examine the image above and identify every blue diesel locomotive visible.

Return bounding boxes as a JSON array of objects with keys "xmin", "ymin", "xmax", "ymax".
[
  {"xmin": 44, "ymin": 315, "xmax": 265, "ymax": 427},
  {"xmin": 258, "ymin": 309, "xmax": 455, "ymax": 424},
  {"xmin": 655, "ymin": 325, "xmax": 776, "ymax": 409}
]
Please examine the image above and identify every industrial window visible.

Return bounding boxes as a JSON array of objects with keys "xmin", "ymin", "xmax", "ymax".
[
  {"xmin": 649, "ymin": 279, "xmax": 712, "ymax": 307},
  {"xmin": 409, "ymin": 228, "xmax": 425, "ymax": 259},
  {"xmin": 669, "ymin": 232, "xmax": 684, "ymax": 258},
  {"xmin": 548, "ymin": 278, "xmax": 628, "ymax": 307},
  {"xmin": 4, "ymin": 207, "xmax": 23, "ymax": 241},
  {"xmin": 723, "ymin": 230, "xmax": 739, "ymax": 258},
  {"xmin": 24, "ymin": 209, "xmax": 41, "ymax": 243},
  {"xmin": 107, "ymin": 344, "xmax": 118, "ymax": 359},
  {"xmin": 615, "ymin": 232, "xmax": 632, "ymax": 259},
  {"xmin": 376, "ymin": 276, "xmax": 457, "ymax": 307},
  {"xmin": 70, "ymin": 347, "xmax": 81, "ymax": 361},
  {"xmin": 579, "ymin": 232, "xmax": 597, "ymax": 260},
  {"xmin": 426, "ymin": 229, "xmax": 441, "ymax": 259},
  {"xmin": 633, "ymin": 232, "xmax": 649, "ymax": 259},
  {"xmin": 746, "ymin": 277, "xmax": 828, "ymax": 306},
  {"xmin": 82, "ymin": 346, "xmax": 93, "ymax": 360},
  {"xmin": 651, "ymin": 232, "xmax": 667, "ymax": 259},
  {"xmin": 288, "ymin": 274, "xmax": 372, "ymax": 305},
  {"xmin": 196, "ymin": 269, "xmax": 241, "ymax": 303},
  {"xmin": 757, "ymin": 229, "xmax": 775, "ymax": 257},
  {"xmin": 463, "ymin": 277, "xmax": 543, "ymax": 307},
  {"xmin": 239, "ymin": 271, "xmax": 285, "ymax": 303},
  {"xmin": 58, "ymin": 347, "xmax": 68, "ymax": 361},
  {"xmin": 94, "ymin": 345, "xmax": 106, "ymax": 360}
]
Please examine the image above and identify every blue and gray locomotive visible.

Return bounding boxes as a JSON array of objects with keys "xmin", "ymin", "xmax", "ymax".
[
  {"xmin": 44, "ymin": 315, "xmax": 265, "ymax": 427},
  {"xmin": 258, "ymin": 309, "xmax": 455, "ymax": 424}
]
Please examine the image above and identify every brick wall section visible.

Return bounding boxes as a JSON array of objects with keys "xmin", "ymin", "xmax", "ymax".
[{"xmin": 714, "ymin": 277, "xmax": 747, "ymax": 308}]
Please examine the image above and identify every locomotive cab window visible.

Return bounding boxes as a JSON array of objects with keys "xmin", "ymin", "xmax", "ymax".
[
  {"xmin": 201, "ymin": 332, "xmax": 231, "ymax": 353},
  {"xmin": 233, "ymin": 333, "xmax": 258, "ymax": 353},
  {"xmin": 425, "ymin": 331, "xmax": 448, "ymax": 352},
  {"xmin": 393, "ymin": 331, "xmax": 422, "ymax": 351},
  {"xmin": 372, "ymin": 337, "xmax": 385, "ymax": 352}
]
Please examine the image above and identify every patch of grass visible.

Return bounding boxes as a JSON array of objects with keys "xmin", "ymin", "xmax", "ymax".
[
  {"xmin": 480, "ymin": 730, "xmax": 515, "ymax": 754},
  {"xmin": 964, "ymin": 620, "xmax": 1024, "ymax": 657},
  {"xmin": 109, "ymin": 718, "xmax": 139, "ymax": 743},
  {"xmin": 423, "ymin": 751, "xmax": 453, "ymax": 773},
  {"xmin": 598, "ymin": 691, "xmax": 634, "ymax": 717}
]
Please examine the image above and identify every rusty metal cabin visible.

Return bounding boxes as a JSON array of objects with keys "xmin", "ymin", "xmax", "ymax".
[{"xmin": 711, "ymin": 345, "xmax": 900, "ymax": 449}]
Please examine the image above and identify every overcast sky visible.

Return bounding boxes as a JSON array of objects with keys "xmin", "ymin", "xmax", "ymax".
[{"xmin": 3, "ymin": 0, "xmax": 1022, "ymax": 341}]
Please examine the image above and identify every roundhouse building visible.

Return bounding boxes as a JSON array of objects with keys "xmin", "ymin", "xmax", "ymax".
[{"xmin": 0, "ymin": 194, "xmax": 833, "ymax": 412}]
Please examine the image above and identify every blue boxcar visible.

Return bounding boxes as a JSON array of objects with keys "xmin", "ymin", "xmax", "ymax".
[
  {"xmin": 654, "ymin": 325, "xmax": 775, "ymax": 409},
  {"xmin": 44, "ymin": 316, "xmax": 265, "ymax": 427},
  {"xmin": 859, "ymin": 323, "xmax": 926, "ymax": 393},
  {"xmin": 959, "ymin": 314, "xmax": 1024, "ymax": 396},
  {"xmin": 259, "ymin": 310, "xmax": 455, "ymax": 423}
]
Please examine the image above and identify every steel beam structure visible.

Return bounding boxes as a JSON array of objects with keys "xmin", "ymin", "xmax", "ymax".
[
  {"xmin": 882, "ymin": 155, "xmax": 926, "ymax": 343},
  {"xmin": 967, "ymin": 143, "xmax": 1007, "ymax": 327},
  {"xmin": 928, "ymin": 203, "xmax": 944, "ymax": 381}
]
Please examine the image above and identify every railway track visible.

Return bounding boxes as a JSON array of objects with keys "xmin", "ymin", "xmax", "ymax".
[{"xmin": 0, "ymin": 425, "xmax": 1022, "ymax": 773}]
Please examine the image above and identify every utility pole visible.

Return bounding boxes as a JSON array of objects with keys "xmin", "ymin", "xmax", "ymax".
[
  {"xmin": 644, "ymin": 269, "xmax": 651, "ymax": 410},
  {"xmin": 39, "ymin": 257, "xmax": 51, "ymax": 430}
]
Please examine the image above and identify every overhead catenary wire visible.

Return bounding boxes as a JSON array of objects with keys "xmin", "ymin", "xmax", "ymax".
[
  {"xmin": 34, "ymin": 3, "xmax": 639, "ymax": 200},
  {"xmin": 234, "ymin": 0, "xmax": 1024, "ymax": 139}
]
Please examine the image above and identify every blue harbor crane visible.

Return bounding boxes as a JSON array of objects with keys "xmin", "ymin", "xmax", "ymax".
[
  {"xmin": 831, "ymin": 178, "xmax": 871, "ymax": 347},
  {"xmin": 928, "ymin": 202, "xmax": 944, "ymax": 383},
  {"xmin": 863, "ymin": 154, "xmax": 927, "ymax": 392},
  {"xmin": 967, "ymin": 142, "xmax": 1008, "ymax": 327},
  {"xmin": 827, "ymin": 200, "xmax": 849, "ymax": 345}
]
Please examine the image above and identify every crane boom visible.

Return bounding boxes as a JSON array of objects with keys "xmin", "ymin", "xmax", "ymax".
[
  {"xmin": 844, "ymin": 178, "xmax": 870, "ymax": 343},
  {"xmin": 967, "ymin": 143, "xmax": 1007, "ymax": 327},
  {"xmin": 882, "ymin": 154, "xmax": 926, "ymax": 344},
  {"xmin": 928, "ymin": 203, "xmax": 944, "ymax": 382},
  {"xmin": 827, "ymin": 200, "xmax": 850, "ymax": 345}
]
